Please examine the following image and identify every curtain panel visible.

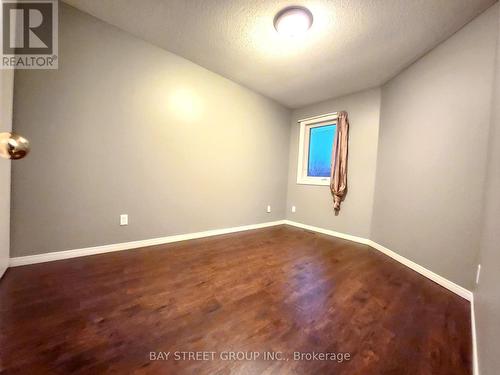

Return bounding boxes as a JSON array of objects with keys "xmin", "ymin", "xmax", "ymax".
[{"xmin": 330, "ymin": 111, "xmax": 349, "ymax": 211}]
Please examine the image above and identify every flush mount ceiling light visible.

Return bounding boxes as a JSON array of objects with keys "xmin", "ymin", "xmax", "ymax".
[{"xmin": 274, "ymin": 6, "xmax": 313, "ymax": 37}]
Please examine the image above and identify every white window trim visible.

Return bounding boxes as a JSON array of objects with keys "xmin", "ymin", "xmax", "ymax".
[{"xmin": 296, "ymin": 112, "xmax": 338, "ymax": 186}]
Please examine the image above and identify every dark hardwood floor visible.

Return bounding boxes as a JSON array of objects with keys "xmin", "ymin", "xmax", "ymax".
[{"xmin": 0, "ymin": 225, "xmax": 471, "ymax": 375}]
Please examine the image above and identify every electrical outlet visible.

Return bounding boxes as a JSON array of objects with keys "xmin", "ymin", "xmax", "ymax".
[
  {"xmin": 266, "ymin": 205, "xmax": 271, "ymax": 213},
  {"xmin": 476, "ymin": 264, "xmax": 481, "ymax": 285},
  {"xmin": 291, "ymin": 205, "xmax": 296, "ymax": 213},
  {"xmin": 120, "ymin": 214, "xmax": 128, "ymax": 226}
]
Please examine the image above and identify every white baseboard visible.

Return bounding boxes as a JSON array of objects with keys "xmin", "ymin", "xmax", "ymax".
[
  {"xmin": 471, "ymin": 294, "xmax": 479, "ymax": 375},
  {"xmin": 9, "ymin": 220, "xmax": 286, "ymax": 267},
  {"xmin": 0, "ymin": 264, "xmax": 7, "ymax": 279},
  {"xmin": 10, "ymin": 218, "xmax": 473, "ymax": 302},
  {"xmin": 284, "ymin": 220, "xmax": 473, "ymax": 301},
  {"xmin": 367, "ymin": 240, "xmax": 473, "ymax": 301}
]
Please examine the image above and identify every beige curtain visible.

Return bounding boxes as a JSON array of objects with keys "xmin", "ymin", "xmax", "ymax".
[{"xmin": 330, "ymin": 111, "xmax": 349, "ymax": 211}]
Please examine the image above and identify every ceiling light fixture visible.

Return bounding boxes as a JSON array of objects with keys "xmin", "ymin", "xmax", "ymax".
[{"xmin": 274, "ymin": 6, "xmax": 313, "ymax": 37}]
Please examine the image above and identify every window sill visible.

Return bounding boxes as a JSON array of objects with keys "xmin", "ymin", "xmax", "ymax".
[{"xmin": 296, "ymin": 177, "xmax": 330, "ymax": 186}]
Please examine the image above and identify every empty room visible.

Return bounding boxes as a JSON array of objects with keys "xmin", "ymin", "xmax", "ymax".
[{"xmin": 1, "ymin": 0, "xmax": 500, "ymax": 374}]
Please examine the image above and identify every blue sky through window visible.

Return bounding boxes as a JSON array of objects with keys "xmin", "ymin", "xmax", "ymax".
[{"xmin": 307, "ymin": 124, "xmax": 336, "ymax": 177}]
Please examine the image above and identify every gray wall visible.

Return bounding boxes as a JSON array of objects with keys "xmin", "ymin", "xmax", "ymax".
[
  {"xmin": 476, "ymin": 5, "xmax": 500, "ymax": 375},
  {"xmin": 11, "ymin": 4, "xmax": 291, "ymax": 257},
  {"xmin": 0, "ymin": 70, "xmax": 14, "ymax": 276},
  {"xmin": 371, "ymin": 5, "xmax": 499, "ymax": 289},
  {"xmin": 286, "ymin": 88, "xmax": 381, "ymax": 238}
]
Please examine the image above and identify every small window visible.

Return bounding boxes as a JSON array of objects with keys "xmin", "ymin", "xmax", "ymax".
[{"xmin": 297, "ymin": 113, "xmax": 337, "ymax": 185}]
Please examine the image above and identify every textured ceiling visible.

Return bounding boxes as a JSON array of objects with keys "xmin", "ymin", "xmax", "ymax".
[{"xmin": 62, "ymin": 0, "xmax": 497, "ymax": 108}]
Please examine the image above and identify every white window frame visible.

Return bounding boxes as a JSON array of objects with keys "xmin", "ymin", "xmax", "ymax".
[{"xmin": 296, "ymin": 112, "xmax": 338, "ymax": 186}]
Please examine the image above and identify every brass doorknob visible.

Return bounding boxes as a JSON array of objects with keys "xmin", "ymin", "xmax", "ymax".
[{"xmin": 0, "ymin": 132, "xmax": 30, "ymax": 160}]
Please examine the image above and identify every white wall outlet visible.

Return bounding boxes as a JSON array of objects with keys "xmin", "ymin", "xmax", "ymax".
[
  {"xmin": 266, "ymin": 205, "xmax": 271, "ymax": 213},
  {"xmin": 291, "ymin": 205, "xmax": 296, "ymax": 213},
  {"xmin": 120, "ymin": 214, "xmax": 128, "ymax": 226},
  {"xmin": 476, "ymin": 264, "xmax": 481, "ymax": 285}
]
